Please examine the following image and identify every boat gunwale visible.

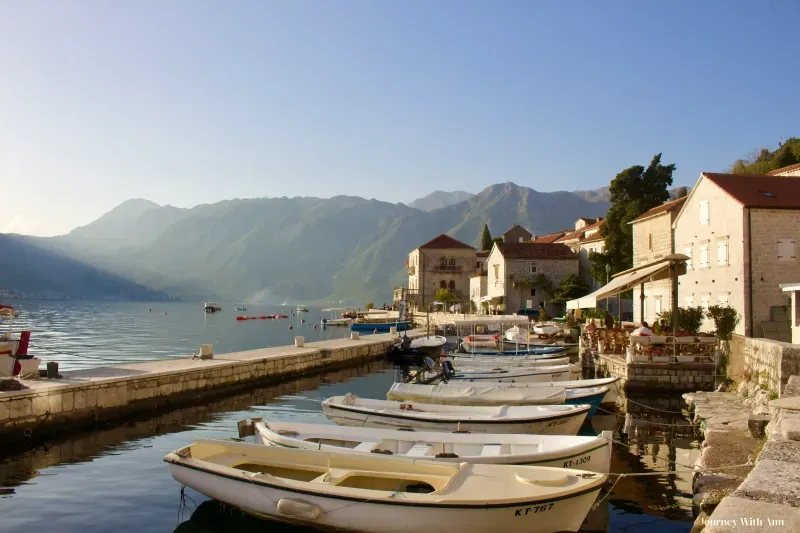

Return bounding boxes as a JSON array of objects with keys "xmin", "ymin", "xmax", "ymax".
[
  {"xmin": 165, "ymin": 457, "xmax": 606, "ymax": 509},
  {"xmin": 323, "ymin": 401, "xmax": 591, "ymax": 423}
]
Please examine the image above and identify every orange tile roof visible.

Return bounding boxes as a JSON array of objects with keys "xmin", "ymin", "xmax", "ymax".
[
  {"xmin": 630, "ymin": 196, "xmax": 687, "ymax": 224},
  {"xmin": 476, "ymin": 250, "xmax": 490, "ymax": 257},
  {"xmin": 768, "ymin": 162, "xmax": 800, "ymax": 176},
  {"xmin": 418, "ymin": 234, "xmax": 475, "ymax": 250},
  {"xmin": 703, "ymin": 173, "xmax": 800, "ymax": 209},
  {"xmin": 531, "ymin": 231, "xmax": 568, "ymax": 244}
]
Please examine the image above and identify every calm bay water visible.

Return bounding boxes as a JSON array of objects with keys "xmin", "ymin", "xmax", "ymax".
[{"xmin": 0, "ymin": 301, "xmax": 698, "ymax": 533}]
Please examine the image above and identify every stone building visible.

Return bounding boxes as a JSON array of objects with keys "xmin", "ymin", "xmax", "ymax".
[
  {"xmin": 502, "ymin": 224, "xmax": 534, "ymax": 243},
  {"xmin": 673, "ymin": 173, "xmax": 800, "ymax": 337},
  {"xmin": 405, "ymin": 234, "xmax": 476, "ymax": 310},
  {"xmin": 469, "ymin": 271, "xmax": 488, "ymax": 314},
  {"xmin": 485, "ymin": 242, "xmax": 578, "ymax": 316},
  {"xmin": 769, "ymin": 162, "xmax": 800, "ymax": 177},
  {"xmin": 630, "ymin": 196, "xmax": 687, "ymax": 325}
]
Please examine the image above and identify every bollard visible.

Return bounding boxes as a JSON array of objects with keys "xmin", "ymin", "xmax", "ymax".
[
  {"xmin": 295, "ymin": 336, "xmax": 305, "ymax": 348},
  {"xmin": 199, "ymin": 344, "xmax": 214, "ymax": 360},
  {"xmin": 389, "ymin": 327, "xmax": 398, "ymax": 335},
  {"xmin": 46, "ymin": 361, "xmax": 59, "ymax": 379},
  {"xmin": 351, "ymin": 332, "xmax": 360, "ymax": 340}
]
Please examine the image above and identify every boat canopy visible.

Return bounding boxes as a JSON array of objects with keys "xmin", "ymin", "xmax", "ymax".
[
  {"xmin": 567, "ymin": 255, "xmax": 688, "ymax": 310},
  {"xmin": 453, "ymin": 316, "xmax": 530, "ymax": 327}
]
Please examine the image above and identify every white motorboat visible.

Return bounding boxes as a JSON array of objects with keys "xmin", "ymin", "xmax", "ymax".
[
  {"xmin": 165, "ymin": 439, "xmax": 607, "ymax": 533},
  {"xmin": 488, "ymin": 377, "xmax": 622, "ymax": 405},
  {"xmin": 410, "ymin": 335, "xmax": 447, "ymax": 355},
  {"xmin": 450, "ymin": 356, "xmax": 570, "ymax": 368},
  {"xmin": 321, "ymin": 308, "xmax": 354, "ymax": 327},
  {"xmin": 203, "ymin": 302, "xmax": 222, "ymax": 313},
  {"xmin": 387, "ymin": 382, "xmax": 568, "ymax": 405},
  {"xmin": 250, "ymin": 420, "xmax": 613, "ymax": 473},
  {"xmin": 445, "ymin": 352, "xmax": 567, "ymax": 363},
  {"xmin": 445, "ymin": 363, "xmax": 580, "ymax": 383},
  {"xmin": 322, "ymin": 394, "xmax": 590, "ymax": 435},
  {"xmin": 297, "ymin": 305, "xmax": 309, "ymax": 313},
  {"xmin": 533, "ymin": 323, "xmax": 561, "ymax": 336}
]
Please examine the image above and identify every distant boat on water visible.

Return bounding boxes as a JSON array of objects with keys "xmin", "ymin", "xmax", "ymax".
[
  {"xmin": 296, "ymin": 305, "xmax": 309, "ymax": 313},
  {"xmin": 203, "ymin": 302, "xmax": 222, "ymax": 313}
]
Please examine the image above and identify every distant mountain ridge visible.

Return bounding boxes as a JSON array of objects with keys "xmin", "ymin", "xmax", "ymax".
[
  {"xmin": 4, "ymin": 182, "xmax": 611, "ymax": 302},
  {"xmin": 408, "ymin": 190, "xmax": 475, "ymax": 211}
]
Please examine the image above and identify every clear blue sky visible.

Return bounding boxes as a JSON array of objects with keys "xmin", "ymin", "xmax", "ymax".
[{"xmin": 2, "ymin": 1, "xmax": 798, "ymax": 236}]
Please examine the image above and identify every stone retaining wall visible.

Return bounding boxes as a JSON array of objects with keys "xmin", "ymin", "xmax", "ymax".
[
  {"xmin": 0, "ymin": 339, "xmax": 393, "ymax": 444},
  {"xmin": 596, "ymin": 353, "xmax": 716, "ymax": 392},
  {"xmin": 729, "ymin": 334, "xmax": 800, "ymax": 396}
]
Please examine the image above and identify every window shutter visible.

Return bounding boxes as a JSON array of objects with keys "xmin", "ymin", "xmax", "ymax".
[
  {"xmin": 717, "ymin": 241, "xmax": 728, "ymax": 265},
  {"xmin": 684, "ymin": 247, "xmax": 692, "ymax": 269}
]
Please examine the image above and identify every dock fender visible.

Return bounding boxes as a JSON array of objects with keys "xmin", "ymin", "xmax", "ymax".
[{"xmin": 276, "ymin": 498, "xmax": 322, "ymax": 521}]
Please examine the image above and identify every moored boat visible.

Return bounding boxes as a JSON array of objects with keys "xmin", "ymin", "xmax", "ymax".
[
  {"xmin": 296, "ymin": 305, "xmax": 309, "ymax": 313},
  {"xmin": 250, "ymin": 420, "xmax": 613, "ymax": 473},
  {"xmin": 444, "ymin": 363, "xmax": 578, "ymax": 383},
  {"xmin": 350, "ymin": 320, "xmax": 410, "ymax": 332},
  {"xmin": 387, "ymin": 383, "xmax": 607, "ymax": 419},
  {"xmin": 321, "ymin": 308, "xmax": 355, "ymax": 327},
  {"xmin": 322, "ymin": 394, "xmax": 590, "ymax": 435},
  {"xmin": 165, "ymin": 439, "xmax": 607, "ymax": 533},
  {"xmin": 203, "ymin": 302, "xmax": 222, "ymax": 313},
  {"xmin": 449, "ymin": 356, "xmax": 570, "ymax": 368},
  {"xmin": 487, "ymin": 377, "xmax": 622, "ymax": 405},
  {"xmin": 458, "ymin": 343, "xmax": 567, "ymax": 356},
  {"xmin": 410, "ymin": 335, "xmax": 447, "ymax": 355}
]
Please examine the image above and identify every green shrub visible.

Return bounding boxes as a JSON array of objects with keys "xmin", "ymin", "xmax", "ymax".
[
  {"xmin": 658, "ymin": 306, "xmax": 705, "ymax": 335},
  {"xmin": 707, "ymin": 305, "xmax": 741, "ymax": 341}
]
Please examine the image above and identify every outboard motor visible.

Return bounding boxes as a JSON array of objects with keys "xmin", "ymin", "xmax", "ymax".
[
  {"xmin": 424, "ymin": 357, "xmax": 436, "ymax": 371},
  {"xmin": 442, "ymin": 360, "xmax": 455, "ymax": 380}
]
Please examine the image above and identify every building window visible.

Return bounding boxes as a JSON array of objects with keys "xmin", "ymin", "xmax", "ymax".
[
  {"xmin": 448, "ymin": 280, "xmax": 456, "ymax": 291},
  {"xmin": 701, "ymin": 294, "xmax": 710, "ymax": 311},
  {"xmin": 476, "ymin": 261, "xmax": 481, "ymax": 269},
  {"xmin": 718, "ymin": 294, "xmax": 730, "ymax": 307},
  {"xmin": 699, "ymin": 242, "xmax": 710, "ymax": 268},
  {"xmin": 439, "ymin": 280, "xmax": 447, "ymax": 289},
  {"xmin": 493, "ymin": 264, "xmax": 499, "ymax": 278},
  {"xmin": 529, "ymin": 264, "xmax": 538, "ymax": 275},
  {"xmin": 519, "ymin": 237, "xmax": 524, "ymax": 243},
  {"xmin": 684, "ymin": 246, "xmax": 693, "ymax": 270},
  {"xmin": 448, "ymin": 257, "xmax": 456, "ymax": 267},
  {"xmin": 699, "ymin": 200, "xmax": 710, "ymax": 225},
  {"xmin": 530, "ymin": 288, "xmax": 536, "ymax": 297},
  {"xmin": 717, "ymin": 239, "xmax": 728, "ymax": 266},
  {"xmin": 778, "ymin": 239, "xmax": 797, "ymax": 262},
  {"xmin": 439, "ymin": 256, "xmax": 447, "ymax": 268},
  {"xmin": 654, "ymin": 297, "xmax": 662, "ymax": 317},
  {"xmin": 648, "ymin": 233, "xmax": 653, "ymax": 251},
  {"xmin": 685, "ymin": 295, "xmax": 694, "ymax": 307}
]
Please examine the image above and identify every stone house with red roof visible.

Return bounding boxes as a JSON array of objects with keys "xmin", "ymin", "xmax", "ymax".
[
  {"xmin": 629, "ymin": 196, "xmax": 687, "ymax": 325},
  {"xmin": 673, "ymin": 173, "xmax": 800, "ymax": 337},
  {"xmin": 405, "ymin": 234, "xmax": 476, "ymax": 309},
  {"xmin": 485, "ymin": 241, "xmax": 578, "ymax": 315}
]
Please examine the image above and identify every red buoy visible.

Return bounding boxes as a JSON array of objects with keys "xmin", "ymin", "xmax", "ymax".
[{"xmin": 313, "ymin": 324, "xmax": 317, "ymax": 329}]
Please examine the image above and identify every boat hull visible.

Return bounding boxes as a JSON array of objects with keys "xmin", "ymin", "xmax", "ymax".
[
  {"xmin": 497, "ymin": 378, "xmax": 621, "ymax": 405},
  {"xmin": 448, "ymin": 366, "xmax": 576, "ymax": 383},
  {"xmin": 322, "ymin": 402, "xmax": 587, "ymax": 435},
  {"xmin": 350, "ymin": 321, "xmax": 410, "ymax": 332},
  {"xmin": 254, "ymin": 423, "xmax": 613, "ymax": 473},
  {"xmin": 168, "ymin": 462, "xmax": 602, "ymax": 533}
]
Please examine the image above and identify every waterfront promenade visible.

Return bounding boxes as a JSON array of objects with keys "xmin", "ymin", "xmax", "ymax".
[{"xmin": 0, "ymin": 330, "xmax": 424, "ymax": 444}]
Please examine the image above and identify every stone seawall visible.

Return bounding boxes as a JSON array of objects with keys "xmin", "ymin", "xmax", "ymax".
[
  {"xmin": 729, "ymin": 335, "xmax": 800, "ymax": 396},
  {"xmin": 0, "ymin": 332, "xmax": 417, "ymax": 444},
  {"xmin": 596, "ymin": 353, "xmax": 716, "ymax": 392}
]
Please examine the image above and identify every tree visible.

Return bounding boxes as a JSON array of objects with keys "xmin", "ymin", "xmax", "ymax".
[
  {"xmin": 729, "ymin": 138, "xmax": 800, "ymax": 175},
  {"xmin": 591, "ymin": 154, "xmax": 675, "ymax": 283},
  {"xmin": 434, "ymin": 288, "xmax": 456, "ymax": 304},
  {"xmin": 551, "ymin": 274, "xmax": 591, "ymax": 308},
  {"xmin": 674, "ymin": 186, "xmax": 689, "ymax": 199},
  {"xmin": 480, "ymin": 224, "xmax": 493, "ymax": 251},
  {"xmin": 774, "ymin": 146, "xmax": 798, "ymax": 170}
]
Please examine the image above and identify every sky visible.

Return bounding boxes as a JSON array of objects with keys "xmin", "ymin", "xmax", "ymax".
[{"xmin": 2, "ymin": 1, "xmax": 799, "ymax": 236}]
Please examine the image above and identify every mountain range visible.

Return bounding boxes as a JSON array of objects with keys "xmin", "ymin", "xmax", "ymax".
[{"xmin": 2, "ymin": 183, "xmax": 612, "ymax": 303}]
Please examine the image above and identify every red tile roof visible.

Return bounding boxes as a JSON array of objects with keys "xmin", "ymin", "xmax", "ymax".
[
  {"xmin": 703, "ymin": 173, "xmax": 800, "ymax": 209},
  {"xmin": 531, "ymin": 231, "xmax": 568, "ymax": 244},
  {"xmin": 418, "ymin": 234, "xmax": 475, "ymax": 250},
  {"xmin": 577, "ymin": 217, "xmax": 598, "ymax": 224},
  {"xmin": 476, "ymin": 250, "xmax": 490, "ymax": 257},
  {"xmin": 579, "ymin": 233, "xmax": 605, "ymax": 244},
  {"xmin": 630, "ymin": 196, "xmax": 687, "ymax": 224},
  {"xmin": 496, "ymin": 242, "xmax": 577, "ymax": 260},
  {"xmin": 768, "ymin": 162, "xmax": 800, "ymax": 176}
]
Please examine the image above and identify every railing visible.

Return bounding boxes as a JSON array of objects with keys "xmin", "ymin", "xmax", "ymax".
[{"xmin": 430, "ymin": 265, "xmax": 463, "ymax": 273}]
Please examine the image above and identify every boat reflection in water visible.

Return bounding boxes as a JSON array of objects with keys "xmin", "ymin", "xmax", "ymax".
[{"xmin": 175, "ymin": 500, "xmax": 317, "ymax": 533}]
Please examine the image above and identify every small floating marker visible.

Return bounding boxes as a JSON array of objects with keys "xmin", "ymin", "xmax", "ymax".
[
  {"xmin": 301, "ymin": 319, "xmax": 305, "ymax": 324},
  {"xmin": 164, "ymin": 312, "xmax": 168, "ymax": 315},
  {"xmin": 373, "ymin": 329, "xmax": 378, "ymax": 334},
  {"xmin": 289, "ymin": 325, "xmax": 293, "ymax": 330},
  {"xmin": 313, "ymin": 324, "xmax": 317, "ymax": 329},
  {"xmin": 148, "ymin": 308, "xmax": 152, "ymax": 312}
]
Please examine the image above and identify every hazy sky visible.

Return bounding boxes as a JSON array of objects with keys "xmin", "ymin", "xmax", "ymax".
[{"xmin": 2, "ymin": 1, "xmax": 799, "ymax": 236}]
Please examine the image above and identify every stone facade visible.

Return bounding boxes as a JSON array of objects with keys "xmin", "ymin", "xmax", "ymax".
[
  {"xmin": 502, "ymin": 225, "xmax": 533, "ymax": 243},
  {"xmin": 596, "ymin": 353, "xmax": 715, "ymax": 392},
  {"xmin": 0, "ymin": 335, "xmax": 403, "ymax": 444},
  {"xmin": 674, "ymin": 177, "xmax": 747, "ymax": 334},
  {"xmin": 631, "ymin": 201, "xmax": 683, "ymax": 325},
  {"xmin": 407, "ymin": 245, "xmax": 476, "ymax": 309},
  {"xmin": 486, "ymin": 244, "xmax": 578, "ymax": 315}
]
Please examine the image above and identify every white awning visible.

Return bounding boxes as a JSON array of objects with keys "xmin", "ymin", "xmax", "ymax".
[
  {"xmin": 567, "ymin": 255, "xmax": 687, "ymax": 310},
  {"xmin": 479, "ymin": 295, "xmax": 494, "ymax": 303},
  {"xmin": 454, "ymin": 316, "xmax": 530, "ymax": 327}
]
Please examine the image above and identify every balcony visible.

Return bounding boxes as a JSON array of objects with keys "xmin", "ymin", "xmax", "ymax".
[{"xmin": 430, "ymin": 265, "xmax": 463, "ymax": 273}]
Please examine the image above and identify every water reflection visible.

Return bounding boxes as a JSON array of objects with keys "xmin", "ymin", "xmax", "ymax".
[{"xmin": 0, "ymin": 360, "xmax": 392, "ymax": 488}]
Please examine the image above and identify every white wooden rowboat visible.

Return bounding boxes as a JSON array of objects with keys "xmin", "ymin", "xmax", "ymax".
[
  {"xmin": 251, "ymin": 420, "xmax": 613, "ymax": 473},
  {"xmin": 533, "ymin": 323, "xmax": 561, "ymax": 336},
  {"xmin": 446, "ymin": 363, "xmax": 580, "ymax": 383},
  {"xmin": 487, "ymin": 377, "xmax": 622, "ymax": 405},
  {"xmin": 165, "ymin": 439, "xmax": 607, "ymax": 533},
  {"xmin": 387, "ymin": 382, "xmax": 568, "ymax": 405},
  {"xmin": 451, "ymin": 356, "xmax": 570, "ymax": 368},
  {"xmin": 410, "ymin": 335, "xmax": 447, "ymax": 354},
  {"xmin": 322, "ymin": 394, "xmax": 590, "ymax": 435}
]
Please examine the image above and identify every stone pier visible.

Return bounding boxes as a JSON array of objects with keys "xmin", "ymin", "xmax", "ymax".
[
  {"xmin": 0, "ymin": 331, "xmax": 423, "ymax": 444},
  {"xmin": 596, "ymin": 353, "xmax": 716, "ymax": 392}
]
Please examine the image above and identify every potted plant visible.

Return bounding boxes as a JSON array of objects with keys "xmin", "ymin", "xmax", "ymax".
[{"xmin": 707, "ymin": 305, "xmax": 741, "ymax": 376}]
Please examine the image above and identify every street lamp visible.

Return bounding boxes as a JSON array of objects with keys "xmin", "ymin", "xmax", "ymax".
[{"xmin": 605, "ymin": 264, "xmax": 610, "ymax": 313}]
